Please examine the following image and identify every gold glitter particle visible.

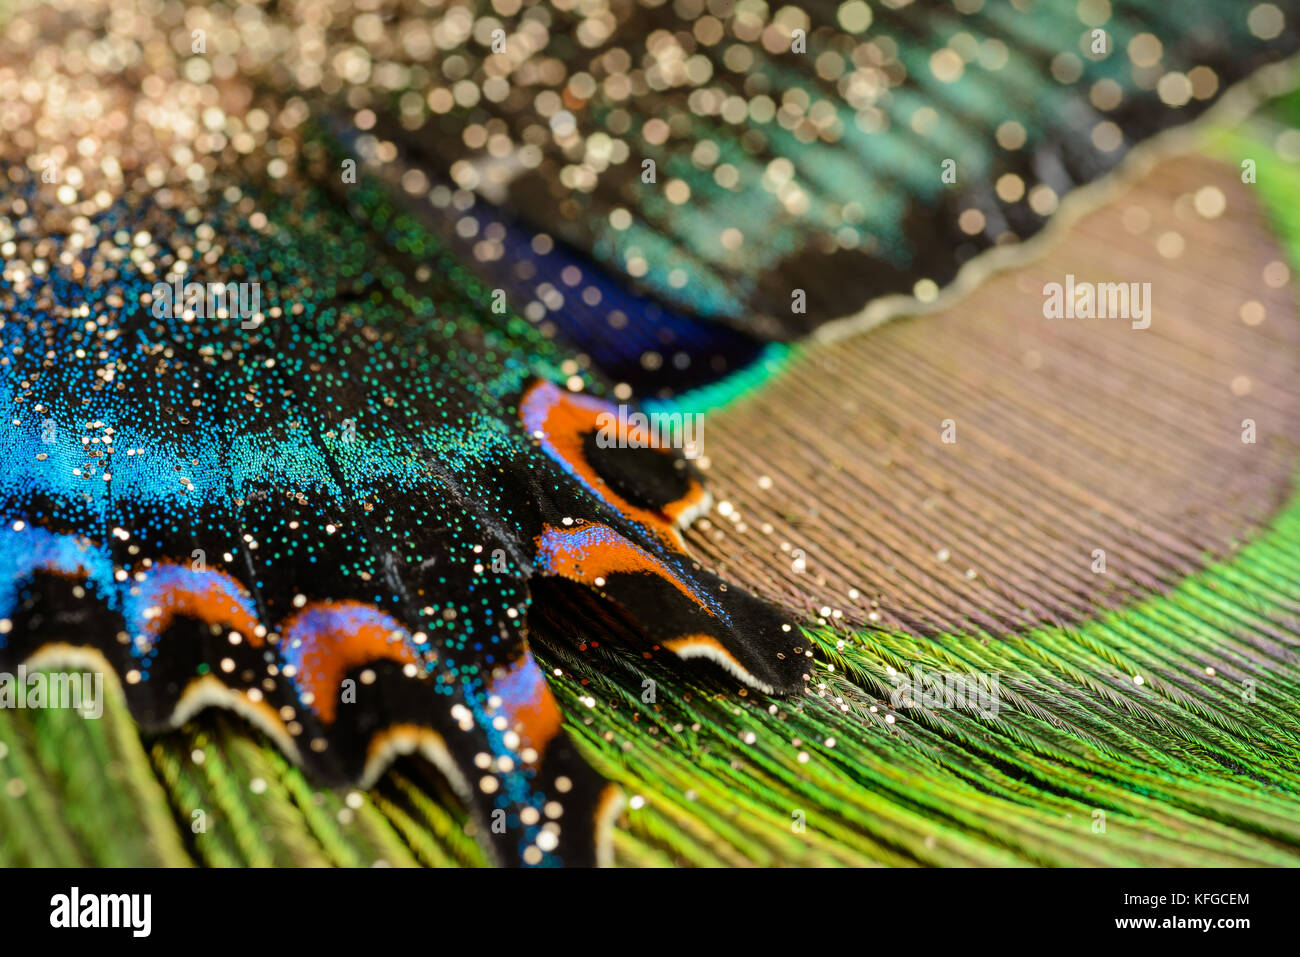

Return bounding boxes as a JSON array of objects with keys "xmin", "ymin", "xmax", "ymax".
[
  {"xmin": 691, "ymin": 140, "xmax": 719, "ymax": 168},
  {"xmin": 1077, "ymin": 0, "xmax": 1112, "ymax": 27},
  {"xmin": 1091, "ymin": 121, "xmax": 1123, "ymax": 152},
  {"xmin": 995, "ymin": 173, "xmax": 1025, "ymax": 203},
  {"xmin": 949, "ymin": 33, "xmax": 979, "ymax": 62},
  {"xmin": 723, "ymin": 44, "xmax": 753, "ymax": 73},
  {"xmin": 996, "ymin": 120, "xmax": 1027, "ymax": 150},
  {"xmin": 838, "ymin": 0, "xmax": 874, "ymax": 33},
  {"xmin": 664, "ymin": 179, "xmax": 691, "ymax": 204},
  {"xmin": 642, "ymin": 118, "xmax": 670, "ymax": 146},
  {"xmin": 1050, "ymin": 52, "xmax": 1083, "ymax": 84},
  {"xmin": 1263, "ymin": 260, "xmax": 1290, "ymax": 287},
  {"xmin": 1128, "ymin": 33, "xmax": 1163, "ymax": 68},
  {"xmin": 1155, "ymin": 231, "xmax": 1185, "ymax": 259},
  {"xmin": 1193, "ymin": 185, "xmax": 1226, "ymax": 219},
  {"xmin": 958, "ymin": 208, "xmax": 986, "ymax": 235},
  {"xmin": 914, "ymin": 278, "xmax": 939, "ymax": 302},
  {"xmin": 1248, "ymin": 4, "xmax": 1286, "ymax": 40},
  {"xmin": 1156, "ymin": 71, "xmax": 1193, "ymax": 108},
  {"xmin": 1188, "ymin": 65, "xmax": 1220, "ymax": 99},
  {"xmin": 911, "ymin": 107, "xmax": 939, "ymax": 136},
  {"xmin": 1090, "ymin": 78, "xmax": 1123, "ymax": 110},
  {"xmin": 714, "ymin": 163, "xmax": 739, "ymax": 189},
  {"xmin": 1240, "ymin": 300, "xmax": 1267, "ymax": 326},
  {"xmin": 1028, "ymin": 184, "xmax": 1059, "ymax": 216},
  {"xmin": 1231, "ymin": 375, "xmax": 1253, "ymax": 396},
  {"xmin": 979, "ymin": 37, "xmax": 1009, "ymax": 70},
  {"xmin": 930, "ymin": 48, "xmax": 964, "ymax": 84}
]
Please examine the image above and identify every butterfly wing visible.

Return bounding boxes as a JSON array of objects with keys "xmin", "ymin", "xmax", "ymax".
[{"xmin": 0, "ymin": 17, "xmax": 807, "ymax": 864}]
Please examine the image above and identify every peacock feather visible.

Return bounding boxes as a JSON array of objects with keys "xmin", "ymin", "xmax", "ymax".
[{"xmin": 3, "ymin": 0, "xmax": 1300, "ymax": 868}]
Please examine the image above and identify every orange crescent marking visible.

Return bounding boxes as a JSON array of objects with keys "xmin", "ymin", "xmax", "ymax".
[
  {"xmin": 536, "ymin": 522, "xmax": 715, "ymax": 618},
  {"xmin": 283, "ymin": 601, "xmax": 421, "ymax": 724},
  {"xmin": 523, "ymin": 381, "xmax": 707, "ymax": 541},
  {"xmin": 144, "ymin": 564, "xmax": 263, "ymax": 645},
  {"xmin": 489, "ymin": 652, "xmax": 564, "ymax": 762}
]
